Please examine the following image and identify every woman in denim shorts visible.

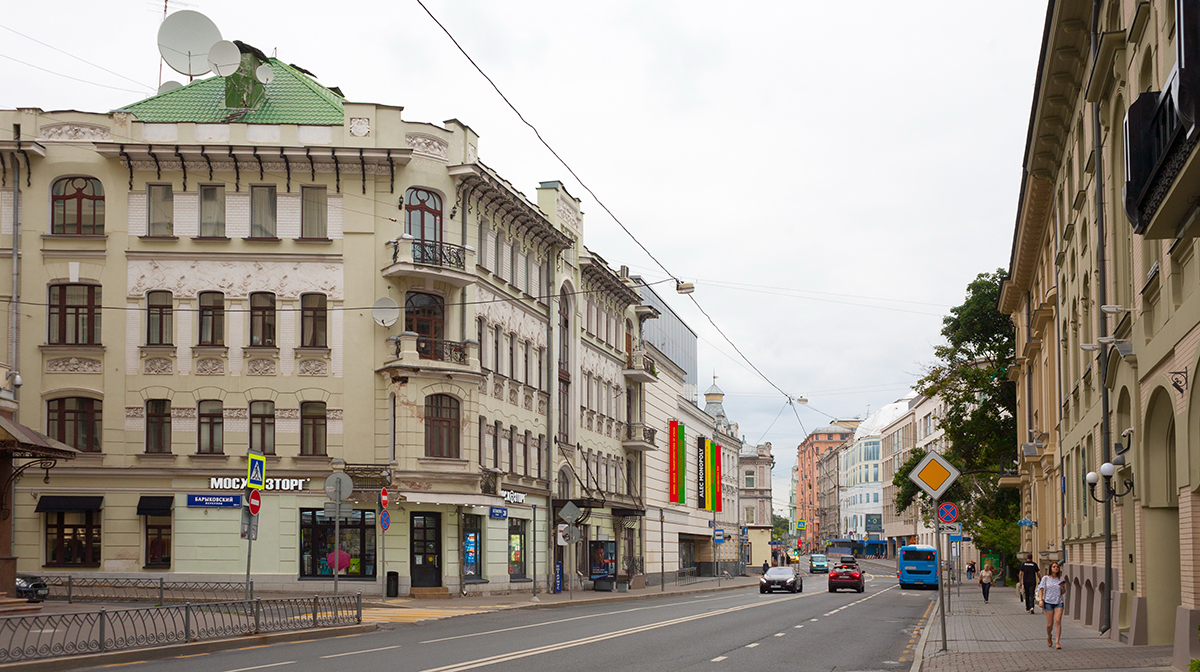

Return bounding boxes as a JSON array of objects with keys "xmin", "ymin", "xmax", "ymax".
[{"xmin": 1037, "ymin": 561, "xmax": 1069, "ymax": 648}]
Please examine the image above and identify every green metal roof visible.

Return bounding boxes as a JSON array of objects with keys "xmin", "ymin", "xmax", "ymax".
[{"xmin": 120, "ymin": 59, "xmax": 345, "ymax": 125}]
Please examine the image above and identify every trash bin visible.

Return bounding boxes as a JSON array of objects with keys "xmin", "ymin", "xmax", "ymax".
[{"xmin": 387, "ymin": 571, "xmax": 399, "ymax": 598}]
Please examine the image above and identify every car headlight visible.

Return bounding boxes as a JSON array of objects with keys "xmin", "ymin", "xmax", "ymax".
[
  {"xmin": 759, "ymin": 577, "xmax": 767, "ymax": 584},
  {"xmin": 785, "ymin": 577, "xmax": 795, "ymax": 583},
  {"xmin": 15, "ymin": 578, "xmax": 28, "ymax": 588}
]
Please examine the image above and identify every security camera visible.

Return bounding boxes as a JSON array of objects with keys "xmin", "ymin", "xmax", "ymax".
[
  {"xmin": 11, "ymin": 373, "xmax": 21, "ymax": 388},
  {"xmin": 1121, "ymin": 428, "xmax": 1134, "ymax": 439}
]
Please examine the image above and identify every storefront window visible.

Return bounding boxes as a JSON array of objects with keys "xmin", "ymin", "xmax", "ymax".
[
  {"xmin": 508, "ymin": 518, "xmax": 526, "ymax": 580},
  {"xmin": 45, "ymin": 511, "xmax": 101, "ymax": 567},
  {"xmin": 145, "ymin": 515, "xmax": 171, "ymax": 568},
  {"xmin": 299, "ymin": 509, "xmax": 376, "ymax": 578},
  {"xmin": 463, "ymin": 514, "xmax": 482, "ymax": 580}
]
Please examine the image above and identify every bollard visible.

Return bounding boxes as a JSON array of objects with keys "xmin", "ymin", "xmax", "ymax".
[
  {"xmin": 254, "ymin": 598, "xmax": 261, "ymax": 634},
  {"xmin": 356, "ymin": 591, "xmax": 362, "ymax": 624},
  {"xmin": 312, "ymin": 595, "xmax": 319, "ymax": 628},
  {"xmin": 184, "ymin": 602, "xmax": 192, "ymax": 643},
  {"xmin": 67, "ymin": 575, "xmax": 73, "ymax": 604},
  {"xmin": 98, "ymin": 608, "xmax": 106, "ymax": 653},
  {"xmin": 158, "ymin": 578, "xmax": 164, "ymax": 606}
]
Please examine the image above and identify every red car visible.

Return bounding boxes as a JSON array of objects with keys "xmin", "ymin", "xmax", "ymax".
[{"xmin": 828, "ymin": 564, "xmax": 864, "ymax": 593}]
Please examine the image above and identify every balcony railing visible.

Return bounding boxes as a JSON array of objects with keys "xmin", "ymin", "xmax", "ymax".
[
  {"xmin": 387, "ymin": 237, "xmax": 468, "ymax": 271},
  {"xmin": 623, "ymin": 350, "xmax": 657, "ymax": 382},
  {"xmin": 624, "ymin": 423, "xmax": 657, "ymax": 447},
  {"xmin": 414, "ymin": 337, "xmax": 467, "ymax": 363}
]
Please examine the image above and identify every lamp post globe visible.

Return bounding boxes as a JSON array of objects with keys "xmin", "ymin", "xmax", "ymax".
[
  {"xmin": 1099, "ymin": 462, "xmax": 1116, "ymax": 478},
  {"xmin": 1086, "ymin": 471, "xmax": 1100, "ymax": 485}
]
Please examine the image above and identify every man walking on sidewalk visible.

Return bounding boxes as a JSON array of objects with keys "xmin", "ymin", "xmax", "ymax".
[{"xmin": 1018, "ymin": 554, "xmax": 1041, "ymax": 614}]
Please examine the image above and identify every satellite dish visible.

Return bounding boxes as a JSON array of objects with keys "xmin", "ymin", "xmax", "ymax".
[
  {"xmin": 158, "ymin": 80, "xmax": 182, "ymax": 94},
  {"xmin": 207, "ymin": 40, "xmax": 241, "ymax": 77},
  {"xmin": 372, "ymin": 297, "xmax": 401, "ymax": 328},
  {"xmin": 255, "ymin": 64, "xmax": 274, "ymax": 84},
  {"xmin": 158, "ymin": 10, "xmax": 222, "ymax": 77}
]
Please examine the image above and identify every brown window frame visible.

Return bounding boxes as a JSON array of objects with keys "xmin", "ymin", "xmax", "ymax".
[
  {"xmin": 300, "ymin": 402, "xmax": 327, "ymax": 456},
  {"xmin": 300, "ymin": 294, "xmax": 327, "ymax": 348},
  {"xmin": 424, "ymin": 395, "xmax": 460, "ymax": 459},
  {"xmin": 300, "ymin": 186, "xmax": 328, "ymax": 240},
  {"xmin": 44, "ymin": 510, "xmax": 101, "ymax": 568},
  {"xmin": 48, "ymin": 284, "xmax": 102, "ymax": 345},
  {"xmin": 51, "ymin": 177, "xmax": 105, "ymax": 235},
  {"xmin": 404, "ymin": 188, "xmax": 443, "ymax": 241},
  {"xmin": 144, "ymin": 515, "xmax": 171, "ymax": 569},
  {"xmin": 249, "ymin": 293, "xmax": 276, "ymax": 347},
  {"xmin": 145, "ymin": 399, "xmax": 171, "ymax": 454},
  {"xmin": 146, "ymin": 291, "xmax": 173, "ymax": 345},
  {"xmin": 250, "ymin": 400, "xmax": 275, "ymax": 455},
  {"xmin": 197, "ymin": 292, "xmax": 225, "ymax": 346},
  {"xmin": 47, "ymin": 397, "xmax": 102, "ymax": 453},
  {"xmin": 197, "ymin": 400, "xmax": 224, "ymax": 454}
]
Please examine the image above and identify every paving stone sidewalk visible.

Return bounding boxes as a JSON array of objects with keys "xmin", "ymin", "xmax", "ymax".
[{"xmin": 920, "ymin": 581, "xmax": 1174, "ymax": 672}]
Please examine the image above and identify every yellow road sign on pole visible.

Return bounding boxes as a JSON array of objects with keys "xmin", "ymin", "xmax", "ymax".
[
  {"xmin": 246, "ymin": 452, "xmax": 266, "ymax": 490},
  {"xmin": 909, "ymin": 451, "xmax": 960, "ymax": 500}
]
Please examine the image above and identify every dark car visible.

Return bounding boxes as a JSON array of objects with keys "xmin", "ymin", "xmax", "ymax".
[
  {"xmin": 15, "ymin": 575, "xmax": 48, "ymax": 603},
  {"xmin": 828, "ymin": 564, "xmax": 865, "ymax": 593},
  {"xmin": 760, "ymin": 566, "xmax": 803, "ymax": 593},
  {"xmin": 839, "ymin": 555, "xmax": 858, "ymax": 567},
  {"xmin": 809, "ymin": 553, "xmax": 830, "ymax": 573}
]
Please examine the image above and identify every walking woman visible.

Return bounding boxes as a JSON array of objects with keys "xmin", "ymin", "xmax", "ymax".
[
  {"xmin": 1038, "ymin": 561, "xmax": 1069, "ymax": 648},
  {"xmin": 978, "ymin": 563, "xmax": 994, "ymax": 603}
]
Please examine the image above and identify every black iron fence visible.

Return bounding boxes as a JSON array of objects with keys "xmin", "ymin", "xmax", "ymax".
[
  {"xmin": 0, "ymin": 593, "xmax": 362, "ymax": 663},
  {"xmin": 44, "ymin": 577, "xmax": 249, "ymax": 604}
]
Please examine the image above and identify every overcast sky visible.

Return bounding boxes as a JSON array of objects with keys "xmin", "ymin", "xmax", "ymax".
[{"xmin": 2, "ymin": 1, "xmax": 1047, "ymax": 513}]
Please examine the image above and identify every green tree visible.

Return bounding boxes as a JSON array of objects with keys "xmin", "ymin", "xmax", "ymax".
[
  {"xmin": 893, "ymin": 270, "xmax": 1020, "ymax": 552},
  {"xmin": 772, "ymin": 514, "xmax": 791, "ymax": 540}
]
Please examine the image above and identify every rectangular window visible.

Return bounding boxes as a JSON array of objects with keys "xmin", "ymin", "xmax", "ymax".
[
  {"xmin": 45, "ymin": 511, "xmax": 101, "ymax": 567},
  {"xmin": 508, "ymin": 518, "xmax": 527, "ymax": 580},
  {"xmin": 508, "ymin": 425, "xmax": 516, "ymax": 474},
  {"xmin": 301, "ymin": 294, "xmax": 327, "ymax": 348},
  {"xmin": 198, "ymin": 400, "xmax": 223, "ymax": 454},
  {"xmin": 250, "ymin": 401, "xmax": 275, "ymax": 455},
  {"xmin": 148, "ymin": 184, "xmax": 174, "ymax": 237},
  {"xmin": 479, "ymin": 416, "xmax": 486, "ymax": 466},
  {"xmin": 537, "ymin": 349, "xmax": 544, "ymax": 391},
  {"xmin": 47, "ymin": 397, "xmax": 101, "ymax": 453},
  {"xmin": 301, "ymin": 186, "xmax": 328, "ymax": 239},
  {"xmin": 464, "ymin": 514, "xmax": 483, "ymax": 579},
  {"xmin": 493, "ymin": 421, "xmax": 501, "ymax": 469},
  {"xmin": 524, "ymin": 342, "xmax": 531, "ymax": 385},
  {"xmin": 537, "ymin": 434, "xmax": 545, "ymax": 480},
  {"xmin": 744, "ymin": 470, "xmax": 755, "ymax": 488},
  {"xmin": 301, "ymin": 402, "xmax": 327, "ymax": 456},
  {"xmin": 249, "ymin": 293, "xmax": 276, "ymax": 347},
  {"xmin": 145, "ymin": 399, "xmax": 171, "ymax": 454},
  {"xmin": 250, "ymin": 186, "xmax": 277, "ymax": 238},
  {"xmin": 508, "ymin": 334, "xmax": 515, "ymax": 379},
  {"xmin": 199, "ymin": 184, "xmax": 226, "ymax": 237},
  {"xmin": 48, "ymin": 284, "xmax": 102, "ymax": 345},
  {"xmin": 558, "ymin": 385, "xmax": 570, "ymax": 443},
  {"xmin": 476, "ymin": 319, "xmax": 486, "ymax": 369},
  {"xmin": 493, "ymin": 326, "xmax": 502, "ymax": 375},
  {"xmin": 744, "ymin": 507, "xmax": 755, "ymax": 526},
  {"xmin": 146, "ymin": 291, "xmax": 173, "ymax": 345},
  {"xmin": 145, "ymin": 515, "xmax": 171, "ymax": 568},
  {"xmin": 299, "ymin": 509, "xmax": 376, "ymax": 578},
  {"xmin": 198, "ymin": 292, "xmax": 225, "ymax": 346}
]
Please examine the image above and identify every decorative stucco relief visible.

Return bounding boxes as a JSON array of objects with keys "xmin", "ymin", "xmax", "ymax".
[
  {"xmin": 144, "ymin": 358, "xmax": 173, "ymax": 374},
  {"xmin": 223, "ymin": 408, "xmax": 248, "ymax": 419},
  {"xmin": 348, "ymin": 118, "xmax": 370, "ymax": 137},
  {"xmin": 195, "ymin": 358, "xmax": 225, "ymax": 375},
  {"xmin": 580, "ymin": 344, "xmax": 622, "ymax": 383},
  {"xmin": 556, "ymin": 198, "xmax": 580, "ymax": 230},
  {"xmin": 475, "ymin": 287, "xmax": 548, "ymax": 348},
  {"xmin": 508, "ymin": 388, "xmax": 518, "ymax": 405},
  {"xmin": 171, "ymin": 407, "xmax": 196, "ymax": 419},
  {"xmin": 247, "ymin": 358, "xmax": 277, "ymax": 376},
  {"xmin": 126, "ymin": 160, "xmax": 389, "ymax": 175},
  {"xmin": 276, "ymin": 408, "xmax": 300, "ymax": 419},
  {"xmin": 298, "ymin": 359, "xmax": 328, "ymax": 376},
  {"xmin": 46, "ymin": 357, "xmax": 102, "ymax": 374},
  {"xmin": 524, "ymin": 393, "xmax": 533, "ymax": 411},
  {"xmin": 405, "ymin": 133, "xmax": 449, "ymax": 160},
  {"xmin": 40, "ymin": 124, "xmax": 111, "ymax": 141},
  {"xmin": 128, "ymin": 259, "xmax": 343, "ymax": 300},
  {"xmin": 327, "ymin": 409, "xmax": 343, "ymax": 420},
  {"xmin": 125, "ymin": 407, "xmax": 144, "ymax": 418}
]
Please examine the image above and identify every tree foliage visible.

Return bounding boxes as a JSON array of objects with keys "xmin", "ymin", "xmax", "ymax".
[
  {"xmin": 772, "ymin": 514, "xmax": 791, "ymax": 540},
  {"xmin": 893, "ymin": 270, "xmax": 1020, "ymax": 551}
]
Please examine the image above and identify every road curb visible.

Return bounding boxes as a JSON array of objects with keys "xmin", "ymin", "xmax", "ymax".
[
  {"xmin": 363, "ymin": 581, "xmax": 756, "ymax": 611},
  {"xmin": 910, "ymin": 598, "xmax": 937, "ymax": 672},
  {"xmin": 0, "ymin": 623, "xmax": 378, "ymax": 672}
]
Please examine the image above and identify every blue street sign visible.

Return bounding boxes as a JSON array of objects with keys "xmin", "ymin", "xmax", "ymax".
[
  {"xmin": 715, "ymin": 529, "xmax": 725, "ymax": 544},
  {"xmin": 187, "ymin": 494, "xmax": 242, "ymax": 507},
  {"xmin": 380, "ymin": 509, "xmax": 390, "ymax": 531},
  {"xmin": 949, "ymin": 534, "xmax": 963, "ymax": 542},
  {"xmin": 489, "ymin": 507, "xmax": 508, "ymax": 519}
]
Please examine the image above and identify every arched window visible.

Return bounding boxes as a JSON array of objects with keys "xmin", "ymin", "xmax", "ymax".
[
  {"xmin": 557, "ymin": 467, "xmax": 572, "ymax": 500},
  {"xmin": 424, "ymin": 394, "xmax": 460, "ymax": 458},
  {"xmin": 47, "ymin": 397, "xmax": 102, "ymax": 452},
  {"xmin": 405, "ymin": 188, "xmax": 442, "ymax": 241},
  {"xmin": 406, "ymin": 292, "xmax": 445, "ymax": 359},
  {"xmin": 51, "ymin": 177, "xmax": 104, "ymax": 235}
]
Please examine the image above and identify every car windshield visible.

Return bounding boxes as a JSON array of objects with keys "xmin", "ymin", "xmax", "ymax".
[
  {"xmin": 765, "ymin": 568, "xmax": 793, "ymax": 577},
  {"xmin": 834, "ymin": 565, "xmax": 856, "ymax": 572},
  {"xmin": 811, "ymin": 555, "xmax": 826, "ymax": 561}
]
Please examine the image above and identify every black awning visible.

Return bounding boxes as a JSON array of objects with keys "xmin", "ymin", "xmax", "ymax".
[
  {"xmin": 35, "ymin": 495, "xmax": 102, "ymax": 513},
  {"xmin": 136, "ymin": 496, "xmax": 174, "ymax": 516},
  {"xmin": 612, "ymin": 508, "xmax": 645, "ymax": 519}
]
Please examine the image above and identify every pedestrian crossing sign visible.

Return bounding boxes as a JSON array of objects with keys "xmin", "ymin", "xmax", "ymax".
[{"xmin": 246, "ymin": 452, "xmax": 266, "ymax": 490}]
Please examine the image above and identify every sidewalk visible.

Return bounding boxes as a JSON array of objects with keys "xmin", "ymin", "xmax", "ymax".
[
  {"xmin": 361, "ymin": 574, "xmax": 760, "ymax": 611},
  {"xmin": 918, "ymin": 581, "xmax": 1175, "ymax": 672}
]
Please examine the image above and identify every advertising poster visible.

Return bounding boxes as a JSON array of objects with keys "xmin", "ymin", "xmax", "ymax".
[
  {"xmin": 464, "ymin": 532, "xmax": 478, "ymax": 577},
  {"xmin": 589, "ymin": 540, "xmax": 616, "ymax": 581},
  {"xmin": 669, "ymin": 420, "xmax": 678, "ymax": 503}
]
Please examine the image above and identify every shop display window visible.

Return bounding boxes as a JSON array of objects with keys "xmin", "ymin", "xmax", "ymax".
[
  {"xmin": 299, "ymin": 509, "xmax": 376, "ymax": 578},
  {"xmin": 45, "ymin": 511, "xmax": 101, "ymax": 567},
  {"xmin": 508, "ymin": 518, "xmax": 526, "ymax": 580}
]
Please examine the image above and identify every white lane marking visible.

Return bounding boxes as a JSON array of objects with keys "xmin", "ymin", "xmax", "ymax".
[
  {"xmin": 810, "ymin": 618, "xmax": 819, "ymax": 621},
  {"xmin": 711, "ymin": 656, "xmax": 727, "ymax": 662},
  {"xmin": 222, "ymin": 663, "xmax": 296, "ymax": 672},
  {"xmin": 794, "ymin": 624, "xmax": 804, "ymax": 629},
  {"xmin": 745, "ymin": 643, "xmax": 759, "ymax": 648},
  {"xmin": 414, "ymin": 593, "xmax": 813, "ymax": 672},
  {"xmin": 419, "ymin": 593, "xmax": 739, "ymax": 644},
  {"xmin": 774, "ymin": 632, "xmax": 785, "ymax": 637},
  {"xmin": 320, "ymin": 646, "xmax": 401, "ymax": 659}
]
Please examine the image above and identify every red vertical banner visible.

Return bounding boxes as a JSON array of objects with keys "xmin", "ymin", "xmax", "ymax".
[
  {"xmin": 715, "ymin": 445, "xmax": 722, "ymax": 512},
  {"xmin": 668, "ymin": 421, "xmax": 678, "ymax": 503}
]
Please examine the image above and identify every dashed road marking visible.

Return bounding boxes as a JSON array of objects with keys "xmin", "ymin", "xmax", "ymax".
[
  {"xmin": 745, "ymin": 643, "xmax": 759, "ymax": 648},
  {"xmin": 774, "ymin": 632, "xmax": 785, "ymax": 637},
  {"xmin": 222, "ymin": 663, "xmax": 296, "ymax": 672},
  {"xmin": 794, "ymin": 624, "xmax": 804, "ymax": 629},
  {"xmin": 711, "ymin": 656, "xmax": 727, "ymax": 662},
  {"xmin": 320, "ymin": 645, "xmax": 402, "ymax": 659}
]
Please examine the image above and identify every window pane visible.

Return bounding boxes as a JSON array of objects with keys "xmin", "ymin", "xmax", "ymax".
[
  {"xmin": 301, "ymin": 294, "xmax": 327, "ymax": 348},
  {"xmin": 250, "ymin": 186, "xmax": 277, "ymax": 238},
  {"xmin": 250, "ymin": 401, "xmax": 275, "ymax": 455},
  {"xmin": 250, "ymin": 294, "xmax": 276, "ymax": 347},
  {"xmin": 200, "ymin": 185, "xmax": 226, "ymax": 237},
  {"xmin": 301, "ymin": 187, "xmax": 327, "ymax": 239},
  {"xmin": 147, "ymin": 291, "xmax": 173, "ymax": 345},
  {"xmin": 198, "ymin": 292, "xmax": 225, "ymax": 346},
  {"xmin": 148, "ymin": 185, "xmax": 174, "ymax": 236}
]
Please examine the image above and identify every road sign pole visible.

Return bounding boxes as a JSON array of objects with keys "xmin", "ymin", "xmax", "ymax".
[
  {"xmin": 380, "ymin": 498, "xmax": 386, "ymax": 602},
  {"xmin": 334, "ymin": 478, "xmax": 341, "ymax": 596},
  {"xmin": 244, "ymin": 487, "xmax": 253, "ymax": 601},
  {"xmin": 936, "ymin": 494, "xmax": 947, "ymax": 652}
]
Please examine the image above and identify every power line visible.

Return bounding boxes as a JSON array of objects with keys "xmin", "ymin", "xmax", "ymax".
[
  {"xmin": 414, "ymin": 0, "xmax": 803, "ymax": 408},
  {"xmin": 0, "ymin": 53, "xmax": 150, "ymax": 95},
  {"xmin": 0, "ymin": 24, "xmax": 156, "ymax": 91}
]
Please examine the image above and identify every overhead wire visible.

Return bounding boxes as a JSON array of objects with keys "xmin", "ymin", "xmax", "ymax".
[
  {"xmin": 0, "ymin": 53, "xmax": 150, "ymax": 95},
  {"xmin": 0, "ymin": 24, "xmax": 157, "ymax": 92}
]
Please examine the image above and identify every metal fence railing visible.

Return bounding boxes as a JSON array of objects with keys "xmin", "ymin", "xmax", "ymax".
[
  {"xmin": 676, "ymin": 568, "xmax": 698, "ymax": 586},
  {"xmin": 44, "ymin": 577, "xmax": 250, "ymax": 604},
  {"xmin": 0, "ymin": 593, "xmax": 362, "ymax": 663}
]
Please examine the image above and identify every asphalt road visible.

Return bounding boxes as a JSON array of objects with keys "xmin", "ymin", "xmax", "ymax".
[{"xmin": 108, "ymin": 560, "xmax": 935, "ymax": 672}]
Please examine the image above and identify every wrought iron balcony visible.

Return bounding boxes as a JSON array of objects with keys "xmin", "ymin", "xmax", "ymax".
[
  {"xmin": 382, "ymin": 237, "xmax": 476, "ymax": 287},
  {"xmin": 386, "ymin": 332, "xmax": 477, "ymax": 370},
  {"xmin": 413, "ymin": 337, "xmax": 467, "ymax": 363},
  {"xmin": 621, "ymin": 422, "xmax": 657, "ymax": 452},
  {"xmin": 622, "ymin": 350, "xmax": 658, "ymax": 383}
]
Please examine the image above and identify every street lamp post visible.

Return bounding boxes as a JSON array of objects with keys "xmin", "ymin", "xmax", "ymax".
[{"xmin": 1086, "ymin": 455, "xmax": 1133, "ymax": 635}]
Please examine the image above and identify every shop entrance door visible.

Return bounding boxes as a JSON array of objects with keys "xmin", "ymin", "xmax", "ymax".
[{"xmin": 411, "ymin": 512, "xmax": 442, "ymax": 588}]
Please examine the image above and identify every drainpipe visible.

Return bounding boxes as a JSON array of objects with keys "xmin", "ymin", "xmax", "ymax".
[
  {"xmin": 8, "ymin": 149, "xmax": 19, "ymax": 398},
  {"xmin": 545, "ymin": 250, "xmax": 561, "ymax": 592},
  {"xmin": 1054, "ymin": 203, "xmax": 1067, "ymax": 569},
  {"xmin": 1090, "ymin": 0, "xmax": 1113, "ymax": 636}
]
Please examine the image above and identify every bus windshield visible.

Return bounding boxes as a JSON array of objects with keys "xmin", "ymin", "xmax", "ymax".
[{"xmin": 902, "ymin": 550, "xmax": 936, "ymax": 562}]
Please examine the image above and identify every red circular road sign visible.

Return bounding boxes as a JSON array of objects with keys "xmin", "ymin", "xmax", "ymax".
[
  {"xmin": 247, "ymin": 489, "xmax": 262, "ymax": 516},
  {"xmin": 380, "ymin": 487, "xmax": 389, "ymax": 509},
  {"xmin": 938, "ymin": 502, "xmax": 958, "ymax": 523}
]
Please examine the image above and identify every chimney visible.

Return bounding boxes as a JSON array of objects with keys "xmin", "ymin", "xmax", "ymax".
[{"xmin": 225, "ymin": 41, "xmax": 269, "ymax": 110}]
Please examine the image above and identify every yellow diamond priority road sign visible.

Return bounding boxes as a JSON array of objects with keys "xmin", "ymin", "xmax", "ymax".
[{"xmin": 909, "ymin": 451, "xmax": 960, "ymax": 500}]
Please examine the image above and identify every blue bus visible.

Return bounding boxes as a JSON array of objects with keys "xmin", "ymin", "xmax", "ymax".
[{"xmin": 898, "ymin": 544, "xmax": 938, "ymax": 589}]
